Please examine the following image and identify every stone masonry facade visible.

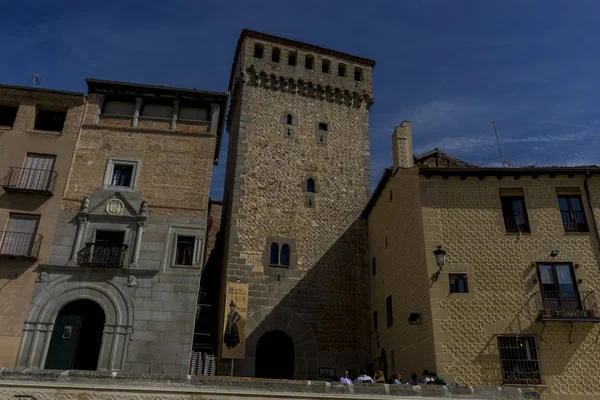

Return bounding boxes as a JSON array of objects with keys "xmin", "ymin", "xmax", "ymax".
[{"xmin": 219, "ymin": 30, "xmax": 374, "ymax": 378}]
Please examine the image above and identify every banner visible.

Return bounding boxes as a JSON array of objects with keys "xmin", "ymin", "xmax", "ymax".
[{"xmin": 221, "ymin": 282, "xmax": 249, "ymax": 359}]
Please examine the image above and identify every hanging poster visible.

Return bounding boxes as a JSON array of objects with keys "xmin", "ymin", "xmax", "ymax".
[{"xmin": 221, "ymin": 281, "xmax": 249, "ymax": 359}]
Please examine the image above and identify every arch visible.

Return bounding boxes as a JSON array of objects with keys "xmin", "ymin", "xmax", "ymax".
[
  {"xmin": 245, "ymin": 307, "xmax": 318, "ymax": 379},
  {"xmin": 270, "ymin": 243, "xmax": 279, "ymax": 265},
  {"xmin": 45, "ymin": 299, "xmax": 105, "ymax": 371},
  {"xmin": 280, "ymin": 244, "xmax": 290, "ymax": 266},
  {"xmin": 306, "ymin": 178, "xmax": 316, "ymax": 194},
  {"xmin": 255, "ymin": 330, "xmax": 294, "ymax": 379},
  {"xmin": 338, "ymin": 63, "xmax": 347, "ymax": 77}
]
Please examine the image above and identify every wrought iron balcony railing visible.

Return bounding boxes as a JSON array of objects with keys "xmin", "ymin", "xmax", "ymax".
[
  {"xmin": 503, "ymin": 211, "xmax": 530, "ymax": 233},
  {"xmin": 0, "ymin": 231, "xmax": 43, "ymax": 260},
  {"xmin": 561, "ymin": 210, "xmax": 588, "ymax": 232},
  {"xmin": 77, "ymin": 243, "xmax": 128, "ymax": 268},
  {"xmin": 1, "ymin": 167, "xmax": 58, "ymax": 195},
  {"xmin": 535, "ymin": 290, "xmax": 600, "ymax": 322}
]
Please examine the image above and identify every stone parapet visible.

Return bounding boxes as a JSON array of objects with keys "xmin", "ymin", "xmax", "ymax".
[{"xmin": 0, "ymin": 368, "xmax": 538, "ymax": 400}]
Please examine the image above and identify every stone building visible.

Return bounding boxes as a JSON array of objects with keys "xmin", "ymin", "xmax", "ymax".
[
  {"xmin": 365, "ymin": 121, "xmax": 600, "ymax": 399},
  {"xmin": 0, "ymin": 84, "xmax": 85, "ymax": 367},
  {"xmin": 15, "ymin": 79, "xmax": 228, "ymax": 374},
  {"xmin": 218, "ymin": 30, "xmax": 375, "ymax": 379}
]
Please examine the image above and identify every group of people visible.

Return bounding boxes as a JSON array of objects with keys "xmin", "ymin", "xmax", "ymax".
[{"xmin": 339, "ymin": 369, "xmax": 447, "ymax": 386}]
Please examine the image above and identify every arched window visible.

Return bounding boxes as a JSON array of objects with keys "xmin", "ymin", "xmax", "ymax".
[
  {"xmin": 305, "ymin": 55, "xmax": 314, "ymax": 70},
  {"xmin": 354, "ymin": 67, "xmax": 363, "ymax": 81},
  {"xmin": 286, "ymin": 114, "xmax": 293, "ymax": 125},
  {"xmin": 270, "ymin": 243, "xmax": 279, "ymax": 265},
  {"xmin": 280, "ymin": 244, "xmax": 290, "ymax": 266},
  {"xmin": 306, "ymin": 178, "xmax": 316, "ymax": 193}
]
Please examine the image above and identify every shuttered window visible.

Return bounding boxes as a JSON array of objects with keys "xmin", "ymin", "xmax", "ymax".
[
  {"xmin": 179, "ymin": 107, "xmax": 208, "ymax": 121},
  {"xmin": 1, "ymin": 214, "xmax": 40, "ymax": 257},
  {"xmin": 103, "ymin": 100, "xmax": 135, "ymax": 116},
  {"xmin": 19, "ymin": 154, "xmax": 56, "ymax": 191}
]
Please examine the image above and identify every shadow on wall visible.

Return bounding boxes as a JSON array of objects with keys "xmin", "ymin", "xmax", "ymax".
[
  {"xmin": 0, "ymin": 192, "xmax": 51, "ymax": 212},
  {"xmin": 228, "ymin": 217, "xmax": 371, "ymax": 380}
]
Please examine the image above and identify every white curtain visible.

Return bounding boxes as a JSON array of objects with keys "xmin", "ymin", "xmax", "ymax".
[
  {"xmin": 19, "ymin": 154, "xmax": 55, "ymax": 190},
  {"xmin": 1, "ymin": 214, "xmax": 40, "ymax": 256}
]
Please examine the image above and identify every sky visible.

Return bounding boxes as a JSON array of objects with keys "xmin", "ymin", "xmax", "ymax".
[{"xmin": 2, "ymin": 0, "xmax": 600, "ymax": 199}]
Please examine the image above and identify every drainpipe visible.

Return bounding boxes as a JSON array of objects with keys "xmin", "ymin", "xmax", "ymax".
[{"xmin": 584, "ymin": 168, "xmax": 600, "ymax": 252}]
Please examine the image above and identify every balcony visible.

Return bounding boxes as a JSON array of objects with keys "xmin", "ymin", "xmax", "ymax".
[
  {"xmin": 561, "ymin": 210, "xmax": 588, "ymax": 232},
  {"xmin": 77, "ymin": 243, "xmax": 128, "ymax": 268},
  {"xmin": 504, "ymin": 211, "xmax": 530, "ymax": 233},
  {"xmin": 1, "ymin": 167, "xmax": 58, "ymax": 196},
  {"xmin": 535, "ymin": 290, "xmax": 600, "ymax": 322},
  {"xmin": 0, "ymin": 231, "xmax": 43, "ymax": 260}
]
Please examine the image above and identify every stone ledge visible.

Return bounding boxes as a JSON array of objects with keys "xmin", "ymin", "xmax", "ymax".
[{"xmin": 0, "ymin": 369, "xmax": 539, "ymax": 400}]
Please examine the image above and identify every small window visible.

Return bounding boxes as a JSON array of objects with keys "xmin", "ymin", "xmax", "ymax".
[
  {"xmin": 306, "ymin": 178, "xmax": 316, "ymax": 193},
  {"xmin": 254, "ymin": 43, "xmax": 264, "ymax": 58},
  {"xmin": 111, "ymin": 164, "xmax": 134, "ymax": 187},
  {"xmin": 318, "ymin": 122, "xmax": 328, "ymax": 131},
  {"xmin": 385, "ymin": 237, "xmax": 388, "ymax": 248},
  {"xmin": 373, "ymin": 311, "xmax": 378, "ymax": 331},
  {"xmin": 338, "ymin": 63, "xmax": 346, "ymax": 77},
  {"xmin": 497, "ymin": 336, "xmax": 541, "ymax": 385},
  {"xmin": 449, "ymin": 274, "xmax": 469, "ymax": 293},
  {"xmin": 175, "ymin": 236, "xmax": 195, "ymax": 265},
  {"xmin": 102, "ymin": 100, "xmax": 135, "ymax": 116},
  {"xmin": 322, "ymin": 59, "xmax": 330, "ymax": 73},
  {"xmin": 280, "ymin": 244, "xmax": 290, "ymax": 266},
  {"xmin": 408, "ymin": 313, "xmax": 421, "ymax": 325},
  {"xmin": 272, "ymin": 48, "xmax": 281, "ymax": 62},
  {"xmin": 34, "ymin": 109, "xmax": 66, "ymax": 132},
  {"xmin": 270, "ymin": 243, "xmax": 279, "ymax": 265},
  {"xmin": 104, "ymin": 158, "xmax": 140, "ymax": 190},
  {"xmin": 354, "ymin": 67, "xmax": 363, "ymax": 81},
  {"xmin": 386, "ymin": 295, "xmax": 393, "ymax": 328},
  {"xmin": 288, "ymin": 52, "xmax": 297, "ymax": 66},
  {"xmin": 141, "ymin": 103, "xmax": 172, "ymax": 119},
  {"xmin": 501, "ymin": 196, "xmax": 530, "ymax": 233},
  {"xmin": 0, "ymin": 105, "xmax": 18, "ymax": 128},
  {"xmin": 305, "ymin": 55, "xmax": 314, "ymax": 70},
  {"xmin": 0, "ymin": 214, "xmax": 40, "ymax": 258},
  {"xmin": 286, "ymin": 114, "xmax": 293, "ymax": 125},
  {"xmin": 558, "ymin": 194, "xmax": 588, "ymax": 232},
  {"xmin": 389, "ymin": 190, "xmax": 393, "ymax": 202},
  {"xmin": 372, "ymin": 257, "xmax": 376, "ymax": 276}
]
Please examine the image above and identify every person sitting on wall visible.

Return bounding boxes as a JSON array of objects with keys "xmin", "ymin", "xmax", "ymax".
[
  {"xmin": 374, "ymin": 371, "xmax": 385, "ymax": 383},
  {"xmin": 340, "ymin": 370, "xmax": 353, "ymax": 384},
  {"xmin": 354, "ymin": 369, "xmax": 374, "ymax": 383},
  {"xmin": 407, "ymin": 372, "xmax": 419, "ymax": 385},
  {"xmin": 421, "ymin": 369, "xmax": 433, "ymax": 384},
  {"xmin": 429, "ymin": 371, "xmax": 447, "ymax": 385},
  {"xmin": 391, "ymin": 373, "xmax": 402, "ymax": 384}
]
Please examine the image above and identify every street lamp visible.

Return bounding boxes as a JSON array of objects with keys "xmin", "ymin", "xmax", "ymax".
[{"xmin": 432, "ymin": 246, "xmax": 446, "ymax": 282}]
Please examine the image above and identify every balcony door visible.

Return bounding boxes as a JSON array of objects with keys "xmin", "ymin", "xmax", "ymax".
[
  {"xmin": 538, "ymin": 263, "xmax": 580, "ymax": 314},
  {"xmin": 19, "ymin": 153, "xmax": 56, "ymax": 191},
  {"xmin": 91, "ymin": 230, "xmax": 125, "ymax": 266},
  {"xmin": 1, "ymin": 214, "xmax": 40, "ymax": 257}
]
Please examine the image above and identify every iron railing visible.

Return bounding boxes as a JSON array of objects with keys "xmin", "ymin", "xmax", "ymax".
[
  {"xmin": 561, "ymin": 210, "xmax": 588, "ymax": 232},
  {"xmin": 0, "ymin": 231, "xmax": 42, "ymax": 260},
  {"xmin": 503, "ymin": 211, "xmax": 530, "ymax": 233},
  {"xmin": 1, "ymin": 167, "xmax": 58, "ymax": 195},
  {"xmin": 497, "ymin": 336, "xmax": 542, "ymax": 385},
  {"xmin": 535, "ymin": 290, "xmax": 599, "ymax": 321},
  {"xmin": 77, "ymin": 243, "xmax": 128, "ymax": 268}
]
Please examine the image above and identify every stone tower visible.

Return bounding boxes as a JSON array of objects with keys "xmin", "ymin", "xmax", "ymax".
[{"xmin": 220, "ymin": 30, "xmax": 375, "ymax": 379}]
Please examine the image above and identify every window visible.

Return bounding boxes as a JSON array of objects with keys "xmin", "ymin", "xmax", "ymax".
[
  {"xmin": 389, "ymin": 190, "xmax": 393, "ymax": 202},
  {"xmin": 305, "ymin": 55, "xmax": 314, "ymax": 70},
  {"xmin": 18, "ymin": 153, "xmax": 56, "ymax": 191},
  {"xmin": 141, "ymin": 103, "xmax": 172, "ymax": 119},
  {"xmin": 449, "ymin": 273, "xmax": 469, "ymax": 293},
  {"xmin": 102, "ymin": 100, "xmax": 135, "ymax": 116},
  {"xmin": 254, "ymin": 44, "xmax": 264, "ymax": 58},
  {"xmin": 373, "ymin": 311, "xmax": 378, "ymax": 331},
  {"xmin": 286, "ymin": 114, "xmax": 293, "ymax": 125},
  {"xmin": 322, "ymin": 59, "xmax": 330, "ymax": 73},
  {"xmin": 0, "ymin": 104, "xmax": 18, "ymax": 128},
  {"xmin": 408, "ymin": 313, "xmax": 421, "ymax": 325},
  {"xmin": 280, "ymin": 244, "xmax": 290, "ymax": 266},
  {"xmin": 175, "ymin": 236, "xmax": 195, "ymax": 265},
  {"xmin": 497, "ymin": 336, "xmax": 541, "ymax": 385},
  {"xmin": 179, "ymin": 106, "xmax": 208, "ymax": 121},
  {"xmin": 338, "ymin": 63, "xmax": 346, "ymax": 77},
  {"xmin": 288, "ymin": 52, "xmax": 297, "ymax": 66},
  {"xmin": 372, "ymin": 257, "xmax": 376, "ymax": 276},
  {"xmin": 354, "ymin": 67, "xmax": 363, "ymax": 81},
  {"xmin": 103, "ymin": 158, "xmax": 140, "ymax": 190},
  {"xmin": 318, "ymin": 122, "xmax": 328, "ymax": 131},
  {"xmin": 558, "ymin": 194, "xmax": 588, "ymax": 232},
  {"xmin": 34, "ymin": 109, "xmax": 66, "ymax": 132},
  {"xmin": 0, "ymin": 214, "xmax": 40, "ymax": 258},
  {"xmin": 385, "ymin": 237, "xmax": 388, "ymax": 248},
  {"xmin": 306, "ymin": 178, "xmax": 316, "ymax": 193},
  {"xmin": 272, "ymin": 48, "xmax": 281, "ymax": 62},
  {"xmin": 537, "ymin": 263, "xmax": 581, "ymax": 316},
  {"xmin": 270, "ymin": 243, "xmax": 279, "ymax": 265},
  {"xmin": 386, "ymin": 295, "xmax": 393, "ymax": 328},
  {"xmin": 95, "ymin": 230, "xmax": 125, "ymax": 246},
  {"xmin": 84, "ymin": 230, "xmax": 126, "ymax": 268},
  {"xmin": 501, "ymin": 195, "xmax": 530, "ymax": 233}
]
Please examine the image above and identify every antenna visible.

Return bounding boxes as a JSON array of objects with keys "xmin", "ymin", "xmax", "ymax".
[
  {"xmin": 32, "ymin": 73, "xmax": 41, "ymax": 87},
  {"xmin": 485, "ymin": 120, "xmax": 508, "ymax": 167}
]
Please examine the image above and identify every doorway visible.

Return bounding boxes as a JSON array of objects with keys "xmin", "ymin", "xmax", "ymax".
[
  {"xmin": 255, "ymin": 330, "xmax": 294, "ymax": 379},
  {"xmin": 45, "ymin": 299, "xmax": 105, "ymax": 370}
]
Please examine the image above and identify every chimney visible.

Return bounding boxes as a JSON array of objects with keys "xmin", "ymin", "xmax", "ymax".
[{"xmin": 392, "ymin": 121, "xmax": 413, "ymax": 170}]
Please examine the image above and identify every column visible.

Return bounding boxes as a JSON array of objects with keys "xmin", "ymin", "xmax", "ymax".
[
  {"xmin": 95, "ymin": 94, "xmax": 105, "ymax": 124},
  {"xmin": 130, "ymin": 221, "xmax": 144, "ymax": 268},
  {"xmin": 171, "ymin": 99, "xmax": 180, "ymax": 130},
  {"xmin": 68, "ymin": 216, "xmax": 87, "ymax": 265},
  {"xmin": 132, "ymin": 97, "xmax": 143, "ymax": 128}
]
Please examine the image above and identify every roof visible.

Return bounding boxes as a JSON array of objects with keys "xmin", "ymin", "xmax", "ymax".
[
  {"xmin": 0, "ymin": 83, "xmax": 84, "ymax": 97},
  {"xmin": 414, "ymin": 148, "xmax": 476, "ymax": 168},
  {"xmin": 420, "ymin": 166, "xmax": 600, "ymax": 179},
  {"xmin": 228, "ymin": 29, "xmax": 376, "ymax": 91},
  {"xmin": 362, "ymin": 167, "xmax": 393, "ymax": 217}
]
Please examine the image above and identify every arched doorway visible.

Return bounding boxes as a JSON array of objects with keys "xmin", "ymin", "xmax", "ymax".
[
  {"xmin": 255, "ymin": 330, "xmax": 294, "ymax": 379},
  {"xmin": 45, "ymin": 299, "xmax": 105, "ymax": 370}
]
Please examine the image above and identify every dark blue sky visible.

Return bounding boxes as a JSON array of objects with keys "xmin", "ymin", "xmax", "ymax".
[{"xmin": 3, "ymin": 0, "xmax": 600, "ymax": 198}]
